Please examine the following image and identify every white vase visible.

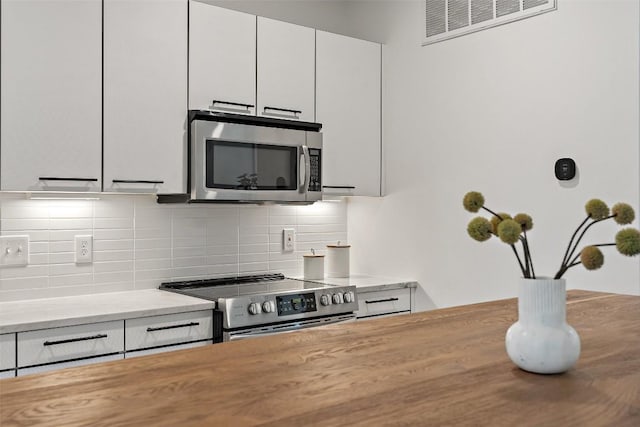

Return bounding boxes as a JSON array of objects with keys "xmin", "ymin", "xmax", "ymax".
[{"xmin": 505, "ymin": 277, "xmax": 581, "ymax": 374}]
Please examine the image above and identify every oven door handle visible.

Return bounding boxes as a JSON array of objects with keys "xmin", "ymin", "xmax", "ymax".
[
  {"xmin": 228, "ymin": 314, "xmax": 356, "ymax": 341},
  {"xmin": 299, "ymin": 145, "xmax": 311, "ymax": 194}
]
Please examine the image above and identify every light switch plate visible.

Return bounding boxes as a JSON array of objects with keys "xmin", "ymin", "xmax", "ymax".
[
  {"xmin": 0, "ymin": 235, "xmax": 29, "ymax": 267},
  {"xmin": 283, "ymin": 229, "xmax": 295, "ymax": 252}
]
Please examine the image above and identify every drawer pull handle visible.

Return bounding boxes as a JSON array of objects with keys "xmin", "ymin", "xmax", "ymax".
[
  {"xmin": 365, "ymin": 298, "xmax": 399, "ymax": 304},
  {"xmin": 212, "ymin": 100, "xmax": 254, "ymax": 110},
  {"xmin": 39, "ymin": 177, "xmax": 99, "ymax": 182},
  {"xmin": 43, "ymin": 334, "xmax": 108, "ymax": 346},
  {"xmin": 146, "ymin": 322, "xmax": 200, "ymax": 332},
  {"xmin": 112, "ymin": 179, "xmax": 164, "ymax": 184},
  {"xmin": 263, "ymin": 106, "xmax": 301, "ymax": 117},
  {"xmin": 322, "ymin": 186, "xmax": 356, "ymax": 189}
]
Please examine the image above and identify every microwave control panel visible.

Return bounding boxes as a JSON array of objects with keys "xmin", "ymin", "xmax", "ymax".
[{"xmin": 309, "ymin": 149, "xmax": 321, "ymax": 192}]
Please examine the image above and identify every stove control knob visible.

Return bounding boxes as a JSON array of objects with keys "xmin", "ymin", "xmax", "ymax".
[
  {"xmin": 332, "ymin": 293, "xmax": 344, "ymax": 304},
  {"xmin": 262, "ymin": 300, "xmax": 276, "ymax": 313},
  {"xmin": 343, "ymin": 291, "xmax": 355, "ymax": 303},
  {"xmin": 320, "ymin": 294, "xmax": 332, "ymax": 306},
  {"xmin": 248, "ymin": 302, "xmax": 262, "ymax": 315}
]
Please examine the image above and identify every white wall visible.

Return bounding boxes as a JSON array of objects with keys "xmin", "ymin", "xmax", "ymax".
[
  {"xmin": 346, "ymin": 0, "xmax": 640, "ymax": 310},
  {"xmin": 0, "ymin": 195, "xmax": 347, "ymax": 301}
]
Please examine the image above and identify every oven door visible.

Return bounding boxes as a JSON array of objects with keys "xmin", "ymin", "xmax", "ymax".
[
  {"xmin": 191, "ymin": 118, "xmax": 322, "ymax": 203},
  {"xmin": 224, "ymin": 313, "xmax": 356, "ymax": 341}
]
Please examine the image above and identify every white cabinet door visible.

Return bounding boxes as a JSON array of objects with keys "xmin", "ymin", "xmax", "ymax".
[
  {"xmin": 125, "ymin": 340, "xmax": 209, "ymax": 358},
  {"xmin": 125, "ymin": 310, "xmax": 213, "ymax": 351},
  {"xmin": 189, "ymin": 1, "xmax": 256, "ymax": 114},
  {"xmin": 17, "ymin": 320, "xmax": 124, "ymax": 368},
  {"xmin": 316, "ymin": 31, "xmax": 382, "ymax": 197},
  {"xmin": 103, "ymin": 0, "xmax": 187, "ymax": 194},
  {"xmin": 0, "ymin": 0, "xmax": 102, "ymax": 192},
  {"xmin": 17, "ymin": 354, "xmax": 124, "ymax": 377},
  {"xmin": 257, "ymin": 17, "xmax": 315, "ymax": 122},
  {"xmin": 0, "ymin": 333, "xmax": 16, "ymax": 371},
  {"xmin": 356, "ymin": 288, "xmax": 411, "ymax": 319}
]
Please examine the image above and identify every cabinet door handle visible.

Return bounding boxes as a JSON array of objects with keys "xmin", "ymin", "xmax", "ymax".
[
  {"xmin": 212, "ymin": 100, "xmax": 254, "ymax": 110},
  {"xmin": 112, "ymin": 179, "xmax": 164, "ymax": 184},
  {"xmin": 43, "ymin": 334, "xmax": 108, "ymax": 346},
  {"xmin": 146, "ymin": 322, "xmax": 200, "ymax": 332},
  {"xmin": 263, "ymin": 106, "xmax": 301, "ymax": 117},
  {"xmin": 323, "ymin": 186, "xmax": 356, "ymax": 189},
  {"xmin": 365, "ymin": 298, "xmax": 399, "ymax": 304},
  {"xmin": 39, "ymin": 177, "xmax": 98, "ymax": 182}
]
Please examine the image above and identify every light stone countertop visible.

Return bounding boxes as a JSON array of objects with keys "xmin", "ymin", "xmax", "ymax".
[
  {"xmin": 295, "ymin": 274, "xmax": 418, "ymax": 293},
  {"xmin": 0, "ymin": 290, "xmax": 215, "ymax": 334}
]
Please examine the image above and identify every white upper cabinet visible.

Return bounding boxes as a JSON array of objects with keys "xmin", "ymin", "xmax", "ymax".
[
  {"xmin": 0, "ymin": 0, "xmax": 102, "ymax": 192},
  {"xmin": 257, "ymin": 17, "xmax": 315, "ymax": 122},
  {"xmin": 189, "ymin": 1, "xmax": 256, "ymax": 115},
  {"xmin": 316, "ymin": 31, "xmax": 382, "ymax": 197},
  {"xmin": 103, "ymin": 0, "xmax": 187, "ymax": 194}
]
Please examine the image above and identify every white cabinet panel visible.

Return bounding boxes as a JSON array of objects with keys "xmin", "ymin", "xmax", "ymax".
[
  {"xmin": 316, "ymin": 31, "xmax": 382, "ymax": 196},
  {"xmin": 356, "ymin": 288, "xmax": 411, "ymax": 319},
  {"xmin": 189, "ymin": 1, "xmax": 256, "ymax": 114},
  {"xmin": 0, "ymin": 333, "xmax": 16, "ymax": 371},
  {"xmin": 17, "ymin": 321, "xmax": 124, "ymax": 368},
  {"xmin": 0, "ymin": 370, "xmax": 16, "ymax": 379},
  {"xmin": 0, "ymin": 0, "xmax": 102, "ymax": 191},
  {"xmin": 125, "ymin": 340, "xmax": 209, "ymax": 358},
  {"xmin": 125, "ymin": 310, "xmax": 213, "ymax": 351},
  {"xmin": 257, "ymin": 17, "xmax": 315, "ymax": 122},
  {"xmin": 103, "ymin": 0, "xmax": 187, "ymax": 194},
  {"xmin": 17, "ymin": 354, "xmax": 124, "ymax": 377}
]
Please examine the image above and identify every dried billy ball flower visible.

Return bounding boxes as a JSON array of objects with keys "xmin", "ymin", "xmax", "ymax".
[
  {"xmin": 513, "ymin": 213, "xmax": 533, "ymax": 232},
  {"xmin": 490, "ymin": 213, "xmax": 512, "ymax": 234},
  {"xmin": 467, "ymin": 217, "xmax": 492, "ymax": 242},
  {"xmin": 615, "ymin": 228, "xmax": 640, "ymax": 256},
  {"xmin": 463, "ymin": 191, "xmax": 485, "ymax": 213},
  {"xmin": 612, "ymin": 203, "xmax": 635, "ymax": 225},
  {"xmin": 580, "ymin": 246, "xmax": 604, "ymax": 270},
  {"xmin": 585, "ymin": 199, "xmax": 609, "ymax": 220},
  {"xmin": 497, "ymin": 219, "xmax": 521, "ymax": 245}
]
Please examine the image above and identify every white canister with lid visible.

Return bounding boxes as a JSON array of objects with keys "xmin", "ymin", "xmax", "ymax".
[
  {"xmin": 303, "ymin": 249, "xmax": 325, "ymax": 280},
  {"xmin": 326, "ymin": 242, "xmax": 350, "ymax": 278}
]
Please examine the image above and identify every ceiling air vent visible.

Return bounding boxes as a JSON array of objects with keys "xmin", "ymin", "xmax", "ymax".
[{"xmin": 424, "ymin": 0, "xmax": 556, "ymax": 45}]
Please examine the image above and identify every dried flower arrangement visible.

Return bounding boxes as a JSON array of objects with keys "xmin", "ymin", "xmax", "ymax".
[{"xmin": 463, "ymin": 191, "xmax": 640, "ymax": 279}]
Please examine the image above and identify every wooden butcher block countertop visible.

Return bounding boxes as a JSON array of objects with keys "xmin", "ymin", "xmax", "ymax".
[{"xmin": 1, "ymin": 290, "xmax": 639, "ymax": 426}]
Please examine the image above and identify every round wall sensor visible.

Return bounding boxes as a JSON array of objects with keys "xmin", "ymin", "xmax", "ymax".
[{"xmin": 555, "ymin": 158, "xmax": 576, "ymax": 181}]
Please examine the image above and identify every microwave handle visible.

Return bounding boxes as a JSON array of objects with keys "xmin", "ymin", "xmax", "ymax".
[{"xmin": 300, "ymin": 145, "xmax": 311, "ymax": 193}]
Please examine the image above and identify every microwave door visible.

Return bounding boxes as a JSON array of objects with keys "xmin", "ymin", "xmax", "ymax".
[{"xmin": 192, "ymin": 119, "xmax": 308, "ymax": 202}]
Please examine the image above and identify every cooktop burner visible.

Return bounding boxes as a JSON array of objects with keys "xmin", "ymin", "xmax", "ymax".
[{"xmin": 159, "ymin": 273, "xmax": 325, "ymax": 301}]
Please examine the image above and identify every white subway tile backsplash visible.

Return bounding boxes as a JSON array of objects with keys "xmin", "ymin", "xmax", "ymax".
[
  {"xmin": 50, "ymin": 274, "xmax": 93, "ymax": 288},
  {"xmin": 0, "ymin": 197, "xmax": 346, "ymax": 301},
  {"xmin": 2, "ymin": 218, "xmax": 50, "ymax": 230},
  {"xmin": 94, "ymin": 261, "xmax": 134, "ymax": 274},
  {"xmin": 0, "ymin": 276, "xmax": 48, "ymax": 291}
]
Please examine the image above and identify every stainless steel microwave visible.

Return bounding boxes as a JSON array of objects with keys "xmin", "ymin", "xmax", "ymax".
[{"xmin": 185, "ymin": 111, "xmax": 322, "ymax": 204}]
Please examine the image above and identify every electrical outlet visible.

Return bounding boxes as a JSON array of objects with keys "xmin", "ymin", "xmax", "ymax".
[
  {"xmin": 75, "ymin": 235, "xmax": 93, "ymax": 264},
  {"xmin": 283, "ymin": 229, "xmax": 295, "ymax": 252},
  {"xmin": 0, "ymin": 235, "xmax": 29, "ymax": 267}
]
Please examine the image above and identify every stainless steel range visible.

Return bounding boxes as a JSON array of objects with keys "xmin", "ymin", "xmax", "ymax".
[{"xmin": 159, "ymin": 274, "xmax": 358, "ymax": 341}]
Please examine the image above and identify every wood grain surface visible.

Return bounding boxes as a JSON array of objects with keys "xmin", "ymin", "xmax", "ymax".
[{"xmin": 1, "ymin": 291, "xmax": 638, "ymax": 426}]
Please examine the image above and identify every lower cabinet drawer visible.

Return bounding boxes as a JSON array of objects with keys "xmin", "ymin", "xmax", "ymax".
[
  {"xmin": 125, "ymin": 310, "xmax": 213, "ymax": 351},
  {"xmin": 17, "ymin": 354, "xmax": 124, "ymax": 377},
  {"xmin": 357, "ymin": 288, "xmax": 411, "ymax": 318},
  {"xmin": 17, "ymin": 321, "xmax": 124, "ymax": 368},
  {"xmin": 0, "ymin": 333, "xmax": 16, "ymax": 371},
  {"xmin": 125, "ymin": 341, "xmax": 210, "ymax": 358}
]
